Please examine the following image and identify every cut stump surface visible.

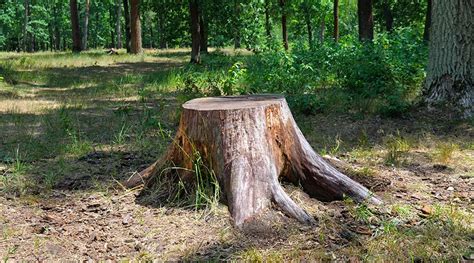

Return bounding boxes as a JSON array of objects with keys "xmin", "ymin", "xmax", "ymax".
[{"xmin": 126, "ymin": 95, "xmax": 381, "ymax": 227}]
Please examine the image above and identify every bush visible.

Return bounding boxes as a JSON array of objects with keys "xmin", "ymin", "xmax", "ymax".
[{"xmin": 172, "ymin": 28, "xmax": 427, "ymax": 116}]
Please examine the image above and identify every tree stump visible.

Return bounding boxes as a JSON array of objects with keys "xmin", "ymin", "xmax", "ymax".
[{"xmin": 126, "ymin": 95, "xmax": 381, "ymax": 227}]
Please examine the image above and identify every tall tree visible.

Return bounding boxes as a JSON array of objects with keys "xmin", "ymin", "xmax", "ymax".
[
  {"xmin": 199, "ymin": 13, "xmax": 208, "ymax": 53},
  {"xmin": 123, "ymin": 0, "xmax": 131, "ymax": 52},
  {"xmin": 280, "ymin": 0, "xmax": 288, "ymax": 50},
  {"xmin": 423, "ymin": 0, "xmax": 432, "ymax": 41},
  {"xmin": 70, "ymin": 0, "xmax": 82, "ymax": 52},
  {"xmin": 303, "ymin": 5, "xmax": 313, "ymax": 46},
  {"xmin": 382, "ymin": 0, "xmax": 393, "ymax": 32},
  {"xmin": 130, "ymin": 0, "xmax": 142, "ymax": 53},
  {"xmin": 424, "ymin": 0, "xmax": 473, "ymax": 117},
  {"xmin": 189, "ymin": 0, "xmax": 201, "ymax": 63},
  {"xmin": 116, "ymin": 0, "xmax": 122, "ymax": 49},
  {"xmin": 82, "ymin": 0, "xmax": 90, "ymax": 50},
  {"xmin": 233, "ymin": 0, "xmax": 241, "ymax": 49},
  {"xmin": 264, "ymin": 0, "xmax": 272, "ymax": 39},
  {"xmin": 357, "ymin": 0, "xmax": 374, "ymax": 41},
  {"xmin": 333, "ymin": 0, "xmax": 339, "ymax": 42}
]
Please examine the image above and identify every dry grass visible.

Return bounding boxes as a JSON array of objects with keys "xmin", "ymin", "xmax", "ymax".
[{"xmin": 0, "ymin": 50, "xmax": 473, "ymax": 261}]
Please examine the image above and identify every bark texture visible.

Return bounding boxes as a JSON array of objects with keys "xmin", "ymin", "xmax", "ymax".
[
  {"xmin": 116, "ymin": 0, "xmax": 123, "ymax": 49},
  {"xmin": 82, "ymin": 0, "xmax": 90, "ymax": 50},
  {"xmin": 357, "ymin": 0, "xmax": 374, "ymax": 41},
  {"xmin": 333, "ymin": 0, "xmax": 339, "ymax": 42},
  {"xmin": 70, "ymin": 0, "xmax": 82, "ymax": 52},
  {"xmin": 189, "ymin": 0, "xmax": 201, "ymax": 63},
  {"xmin": 123, "ymin": 0, "xmax": 131, "ymax": 52},
  {"xmin": 130, "ymin": 0, "xmax": 142, "ymax": 54},
  {"xmin": 199, "ymin": 13, "xmax": 208, "ymax": 53},
  {"xmin": 425, "ymin": 0, "xmax": 473, "ymax": 118},
  {"xmin": 423, "ymin": 0, "xmax": 432, "ymax": 41},
  {"xmin": 126, "ymin": 95, "xmax": 381, "ymax": 228},
  {"xmin": 280, "ymin": 0, "xmax": 289, "ymax": 50}
]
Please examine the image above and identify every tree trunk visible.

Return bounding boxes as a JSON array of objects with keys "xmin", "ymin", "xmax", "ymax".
[
  {"xmin": 23, "ymin": 0, "xmax": 29, "ymax": 52},
  {"xmin": 333, "ymin": 0, "xmax": 339, "ymax": 42},
  {"xmin": 123, "ymin": 0, "xmax": 131, "ymax": 52},
  {"xmin": 116, "ymin": 0, "xmax": 123, "ymax": 49},
  {"xmin": 424, "ymin": 0, "xmax": 473, "ymax": 118},
  {"xmin": 382, "ymin": 0, "xmax": 393, "ymax": 32},
  {"xmin": 234, "ymin": 0, "xmax": 241, "ymax": 49},
  {"xmin": 110, "ymin": 8, "xmax": 116, "ymax": 48},
  {"xmin": 280, "ymin": 0, "xmax": 288, "ymax": 50},
  {"xmin": 189, "ymin": 0, "xmax": 201, "ymax": 63},
  {"xmin": 199, "ymin": 13, "xmax": 208, "ymax": 53},
  {"xmin": 125, "ymin": 95, "xmax": 381, "ymax": 228},
  {"xmin": 423, "ymin": 0, "xmax": 432, "ymax": 41},
  {"xmin": 82, "ymin": 0, "xmax": 90, "ymax": 50},
  {"xmin": 130, "ymin": 0, "xmax": 142, "ymax": 54},
  {"xmin": 320, "ymin": 18, "xmax": 325, "ymax": 43},
  {"xmin": 264, "ymin": 0, "xmax": 272, "ymax": 39},
  {"xmin": 70, "ymin": 0, "xmax": 82, "ymax": 52},
  {"xmin": 357, "ymin": 0, "xmax": 374, "ymax": 41}
]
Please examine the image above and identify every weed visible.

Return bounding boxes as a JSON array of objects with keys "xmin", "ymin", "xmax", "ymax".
[
  {"xmin": 433, "ymin": 142, "xmax": 458, "ymax": 164},
  {"xmin": 384, "ymin": 133, "xmax": 411, "ymax": 166}
]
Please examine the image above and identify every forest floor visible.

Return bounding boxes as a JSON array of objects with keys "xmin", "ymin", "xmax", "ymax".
[{"xmin": 0, "ymin": 49, "xmax": 473, "ymax": 261}]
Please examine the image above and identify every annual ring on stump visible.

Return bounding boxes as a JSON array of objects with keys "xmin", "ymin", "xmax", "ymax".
[{"xmin": 126, "ymin": 95, "xmax": 381, "ymax": 228}]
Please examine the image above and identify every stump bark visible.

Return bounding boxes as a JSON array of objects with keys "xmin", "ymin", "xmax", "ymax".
[{"xmin": 126, "ymin": 95, "xmax": 381, "ymax": 227}]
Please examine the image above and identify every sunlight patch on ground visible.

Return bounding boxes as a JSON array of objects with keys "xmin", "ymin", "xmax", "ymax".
[{"xmin": 0, "ymin": 99, "xmax": 60, "ymax": 114}]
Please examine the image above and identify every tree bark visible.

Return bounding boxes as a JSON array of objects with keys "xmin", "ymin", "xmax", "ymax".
[
  {"xmin": 333, "ymin": 0, "xmax": 339, "ymax": 42},
  {"xmin": 116, "ymin": 0, "xmax": 123, "ymax": 49},
  {"xmin": 123, "ymin": 0, "xmax": 131, "ymax": 52},
  {"xmin": 189, "ymin": 0, "xmax": 201, "ymax": 63},
  {"xmin": 82, "ymin": 0, "xmax": 90, "ymax": 50},
  {"xmin": 130, "ymin": 0, "xmax": 142, "ymax": 54},
  {"xmin": 234, "ymin": 0, "xmax": 242, "ymax": 49},
  {"xmin": 199, "ymin": 13, "xmax": 208, "ymax": 53},
  {"xmin": 264, "ymin": 0, "xmax": 272, "ymax": 39},
  {"xmin": 423, "ymin": 0, "xmax": 432, "ymax": 41},
  {"xmin": 70, "ymin": 0, "xmax": 82, "ymax": 52},
  {"xmin": 424, "ymin": 0, "xmax": 473, "ymax": 118},
  {"xmin": 125, "ymin": 95, "xmax": 381, "ymax": 228},
  {"xmin": 23, "ymin": 0, "xmax": 30, "ymax": 52},
  {"xmin": 357, "ymin": 0, "xmax": 374, "ymax": 41},
  {"xmin": 382, "ymin": 0, "xmax": 393, "ymax": 32},
  {"xmin": 280, "ymin": 0, "xmax": 288, "ymax": 50}
]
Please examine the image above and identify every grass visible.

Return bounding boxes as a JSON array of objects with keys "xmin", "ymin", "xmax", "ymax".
[{"xmin": 0, "ymin": 49, "xmax": 473, "ymax": 261}]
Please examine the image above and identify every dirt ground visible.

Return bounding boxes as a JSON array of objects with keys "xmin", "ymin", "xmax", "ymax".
[{"xmin": 0, "ymin": 50, "xmax": 472, "ymax": 261}]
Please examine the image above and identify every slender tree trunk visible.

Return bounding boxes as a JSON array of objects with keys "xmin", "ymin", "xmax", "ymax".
[
  {"xmin": 234, "ymin": 0, "xmax": 241, "ymax": 49},
  {"xmin": 333, "ymin": 0, "xmax": 339, "ymax": 42},
  {"xmin": 158, "ymin": 7, "xmax": 167, "ymax": 49},
  {"xmin": 304, "ymin": 10, "xmax": 313, "ymax": 47},
  {"xmin": 82, "ymin": 0, "xmax": 90, "ymax": 50},
  {"xmin": 424, "ymin": 0, "xmax": 473, "ymax": 118},
  {"xmin": 280, "ymin": 0, "xmax": 288, "ymax": 50},
  {"xmin": 115, "ymin": 0, "xmax": 122, "ymax": 49},
  {"xmin": 320, "ymin": 18, "xmax": 325, "ymax": 43},
  {"xmin": 123, "ymin": 0, "xmax": 131, "ymax": 52},
  {"xmin": 423, "ymin": 0, "xmax": 432, "ymax": 41},
  {"xmin": 110, "ymin": 8, "xmax": 116, "ymax": 48},
  {"xmin": 199, "ymin": 13, "xmax": 208, "ymax": 53},
  {"xmin": 23, "ymin": 0, "xmax": 29, "ymax": 52},
  {"xmin": 130, "ymin": 0, "xmax": 142, "ymax": 53},
  {"xmin": 357, "ymin": 0, "xmax": 374, "ymax": 41},
  {"xmin": 264, "ymin": 0, "xmax": 272, "ymax": 39},
  {"xmin": 70, "ymin": 0, "xmax": 82, "ymax": 52},
  {"xmin": 382, "ymin": 0, "xmax": 393, "ymax": 32},
  {"xmin": 189, "ymin": 0, "xmax": 201, "ymax": 63}
]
